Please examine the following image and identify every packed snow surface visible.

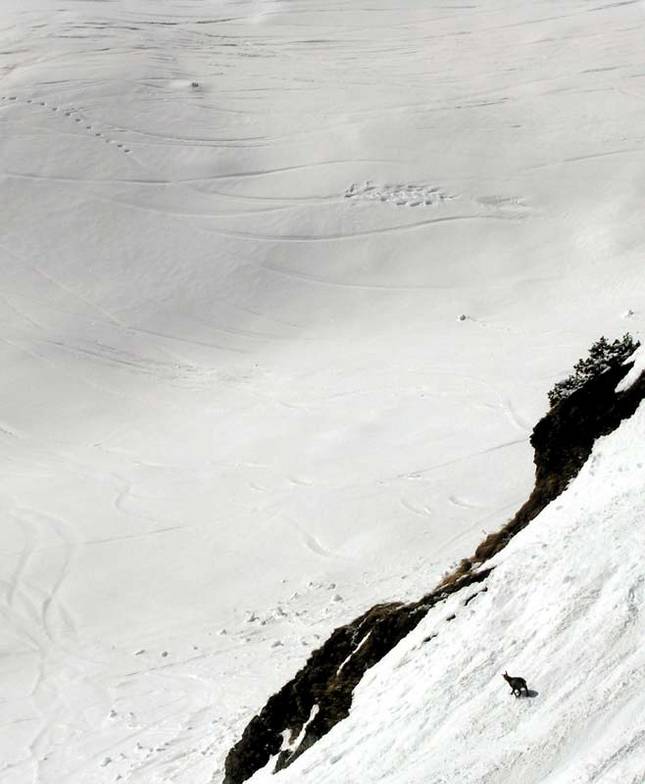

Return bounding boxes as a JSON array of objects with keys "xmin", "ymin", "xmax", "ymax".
[
  {"xmin": 251, "ymin": 404, "xmax": 645, "ymax": 784},
  {"xmin": 0, "ymin": 1, "xmax": 644, "ymax": 782}
]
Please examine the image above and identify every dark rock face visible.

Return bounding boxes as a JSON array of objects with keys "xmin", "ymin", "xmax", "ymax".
[
  {"xmin": 223, "ymin": 355, "xmax": 644, "ymax": 784},
  {"xmin": 223, "ymin": 569, "xmax": 492, "ymax": 784},
  {"xmin": 474, "ymin": 355, "xmax": 644, "ymax": 562}
]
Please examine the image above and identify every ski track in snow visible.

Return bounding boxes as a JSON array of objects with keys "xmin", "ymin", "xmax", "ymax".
[{"xmin": 1, "ymin": 0, "xmax": 644, "ymax": 783}]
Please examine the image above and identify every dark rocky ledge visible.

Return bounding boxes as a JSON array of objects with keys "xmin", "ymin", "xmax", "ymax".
[
  {"xmin": 223, "ymin": 353, "xmax": 644, "ymax": 784},
  {"xmin": 471, "ymin": 354, "xmax": 644, "ymax": 564}
]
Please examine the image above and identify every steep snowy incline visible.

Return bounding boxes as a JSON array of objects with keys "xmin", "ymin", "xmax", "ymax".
[
  {"xmin": 250, "ymin": 402, "xmax": 645, "ymax": 784},
  {"xmin": 223, "ymin": 344, "xmax": 644, "ymax": 784},
  {"xmin": 1, "ymin": 1, "xmax": 645, "ymax": 783}
]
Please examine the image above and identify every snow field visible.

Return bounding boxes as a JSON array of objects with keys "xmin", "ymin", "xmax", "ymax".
[{"xmin": 0, "ymin": 1, "xmax": 644, "ymax": 782}]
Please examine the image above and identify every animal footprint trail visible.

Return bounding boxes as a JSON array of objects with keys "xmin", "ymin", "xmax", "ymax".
[
  {"xmin": 0, "ymin": 94, "xmax": 132, "ymax": 155},
  {"xmin": 343, "ymin": 181, "xmax": 530, "ymax": 220},
  {"xmin": 345, "ymin": 180, "xmax": 454, "ymax": 208}
]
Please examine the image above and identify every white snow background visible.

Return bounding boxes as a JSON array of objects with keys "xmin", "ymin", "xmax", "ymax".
[{"xmin": 0, "ymin": 1, "xmax": 643, "ymax": 782}]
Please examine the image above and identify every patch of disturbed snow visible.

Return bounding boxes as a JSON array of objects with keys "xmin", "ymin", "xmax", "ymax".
[{"xmin": 251, "ymin": 403, "xmax": 645, "ymax": 784}]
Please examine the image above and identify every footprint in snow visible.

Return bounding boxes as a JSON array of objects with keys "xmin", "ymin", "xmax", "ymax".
[
  {"xmin": 345, "ymin": 181, "xmax": 451, "ymax": 208},
  {"xmin": 6, "ymin": 93, "xmax": 133, "ymax": 157}
]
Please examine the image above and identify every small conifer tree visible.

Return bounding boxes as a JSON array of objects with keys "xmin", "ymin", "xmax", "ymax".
[{"xmin": 548, "ymin": 333, "xmax": 639, "ymax": 408}]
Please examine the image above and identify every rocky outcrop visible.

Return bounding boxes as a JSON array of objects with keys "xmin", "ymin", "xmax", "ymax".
[
  {"xmin": 223, "ymin": 567, "xmax": 492, "ymax": 784},
  {"xmin": 222, "ymin": 352, "xmax": 644, "ymax": 784},
  {"xmin": 472, "ymin": 354, "xmax": 645, "ymax": 563}
]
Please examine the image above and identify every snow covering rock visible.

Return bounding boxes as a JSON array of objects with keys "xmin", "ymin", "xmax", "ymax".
[{"xmin": 617, "ymin": 345, "xmax": 645, "ymax": 394}]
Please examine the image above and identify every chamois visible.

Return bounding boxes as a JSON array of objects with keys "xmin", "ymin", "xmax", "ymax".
[{"xmin": 502, "ymin": 671, "xmax": 528, "ymax": 697}]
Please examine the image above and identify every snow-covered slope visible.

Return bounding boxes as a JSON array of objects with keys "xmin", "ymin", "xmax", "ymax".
[
  {"xmin": 250, "ymin": 400, "xmax": 645, "ymax": 784},
  {"xmin": 223, "ymin": 348, "xmax": 644, "ymax": 783},
  {"xmin": 1, "ymin": 1, "xmax": 644, "ymax": 782}
]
